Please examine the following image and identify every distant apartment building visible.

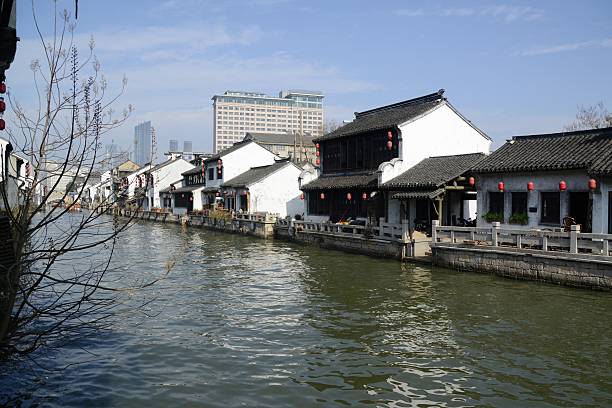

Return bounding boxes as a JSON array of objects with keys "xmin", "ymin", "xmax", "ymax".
[
  {"xmin": 169, "ymin": 139, "xmax": 178, "ymax": 152},
  {"xmin": 183, "ymin": 140, "xmax": 193, "ymax": 153},
  {"xmin": 212, "ymin": 90, "xmax": 324, "ymax": 153},
  {"xmin": 133, "ymin": 121, "xmax": 152, "ymax": 166}
]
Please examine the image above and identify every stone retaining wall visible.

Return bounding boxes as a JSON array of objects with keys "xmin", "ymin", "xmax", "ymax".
[
  {"xmin": 432, "ymin": 244, "xmax": 612, "ymax": 290},
  {"xmin": 274, "ymin": 225, "xmax": 410, "ymax": 260}
]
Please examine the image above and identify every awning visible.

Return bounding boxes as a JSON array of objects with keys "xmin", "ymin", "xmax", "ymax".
[
  {"xmin": 392, "ymin": 188, "xmax": 444, "ymax": 200},
  {"xmin": 301, "ymin": 172, "xmax": 378, "ymax": 191},
  {"xmin": 171, "ymin": 185, "xmax": 205, "ymax": 194}
]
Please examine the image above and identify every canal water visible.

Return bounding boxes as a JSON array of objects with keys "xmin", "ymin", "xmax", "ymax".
[{"xmin": 2, "ymin": 217, "xmax": 612, "ymax": 407}]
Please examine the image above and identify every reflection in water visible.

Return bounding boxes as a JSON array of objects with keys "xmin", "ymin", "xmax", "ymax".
[{"xmin": 1, "ymin": 218, "xmax": 611, "ymax": 407}]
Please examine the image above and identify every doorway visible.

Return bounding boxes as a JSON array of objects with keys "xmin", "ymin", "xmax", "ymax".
[{"xmin": 569, "ymin": 192, "xmax": 592, "ymax": 232}]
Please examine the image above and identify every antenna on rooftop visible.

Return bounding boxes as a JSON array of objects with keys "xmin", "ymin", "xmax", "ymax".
[{"xmin": 150, "ymin": 126, "xmax": 157, "ymax": 165}]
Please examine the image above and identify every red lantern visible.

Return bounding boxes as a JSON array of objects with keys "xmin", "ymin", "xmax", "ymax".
[
  {"xmin": 468, "ymin": 177, "xmax": 475, "ymax": 186},
  {"xmin": 362, "ymin": 192, "xmax": 368, "ymax": 200},
  {"xmin": 498, "ymin": 181, "xmax": 505, "ymax": 192},
  {"xmin": 300, "ymin": 193, "xmax": 304, "ymax": 200},
  {"xmin": 588, "ymin": 178, "xmax": 597, "ymax": 190},
  {"xmin": 559, "ymin": 180, "xmax": 567, "ymax": 191},
  {"xmin": 181, "ymin": 194, "xmax": 185, "ymax": 198},
  {"xmin": 189, "ymin": 196, "xmax": 193, "ymax": 201},
  {"xmin": 315, "ymin": 150, "xmax": 320, "ymax": 157},
  {"xmin": 387, "ymin": 131, "xmax": 393, "ymax": 140},
  {"xmin": 0, "ymin": 99, "xmax": 5, "ymax": 113},
  {"xmin": 0, "ymin": 83, "xmax": 6, "ymax": 94},
  {"xmin": 346, "ymin": 192, "xmax": 352, "ymax": 200},
  {"xmin": 386, "ymin": 140, "xmax": 393, "ymax": 151},
  {"xmin": 215, "ymin": 192, "xmax": 220, "ymax": 197},
  {"xmin": 315, "ymin": 143, "xmax": 320, "ymax": 149},
  {"xmin": 320, "ymin": 192, "xmax": 325, "ymax": 200},
  {"xmin": 527, "ymin": 181, "xmax": 535, "ymax": 191},
  {"xmin": 0, "ymin": 119, "xmax": 5, "ymax": 130},
  {"xmin": 315, "ymin": 158, "xmax": 320, "ymax": 166}
]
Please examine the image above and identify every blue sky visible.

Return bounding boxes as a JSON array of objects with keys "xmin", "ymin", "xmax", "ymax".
[{"xmin": 8, "ymin": 0, "xmax": 612, "ymax": 154}]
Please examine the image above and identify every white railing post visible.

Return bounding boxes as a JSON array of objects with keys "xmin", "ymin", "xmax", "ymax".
[
  {"xmin": 603, "ymin": 238, "xmax": 609, "ymax": 256},
  {"xmin": 491, "ymin": 222, "xmax": 500, "ymax": 247},
  {"xmin": 401, "ymin": 220, "xmax": 410, "ymax": 243},
  {"xmin": 379, "ymin": 218, "xmax": 385, "ymax": 237},
  {"xmin": 516, "ymin": 233, "xmax": 522, "ymax": 249},
  {"xmin": 570, "ymin": 224, "xmax": 580, "ymax": 254},
  {"xmin": 542, "ymin": 234, "xmax": 548, "ymax": 251},
  {"xmin": 431, "ymin": 220, "xmax": 439, "ymax": 243}
]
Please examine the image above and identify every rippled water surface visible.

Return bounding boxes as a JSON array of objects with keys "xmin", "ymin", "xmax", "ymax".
[{"xmin": 2, "ymin": 217, "xmax": 612, "ymax": 407}]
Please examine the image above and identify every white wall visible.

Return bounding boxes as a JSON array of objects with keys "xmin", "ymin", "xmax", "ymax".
[
  {"xmin": 399, "ymin": 103, "xmax": 491, "ymax": 170},
  {"xmin": 248, "ymin": 163, "xmax": 303, "ymax": 217},
  {"xmin": 206, "ymin": 142, "xmax": 278, "ymax": 189},
  {"xmin": 476, "ymin": 170, "xmax": 611, "ymax": 233}
]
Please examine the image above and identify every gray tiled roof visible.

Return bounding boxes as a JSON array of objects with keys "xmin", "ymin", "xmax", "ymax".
[
  {"xmin": 300, "ymin": 172, "xmax": 379, "ymax": 191},
  {"xmin": 244, "ymin": 132, "xmax": 315, "ymax": 146},
  {"xmin": 222, "ymin": 160, "xmax": 295, "ymax": 188},
  {"xmin": 472, "ymin": 127, "xmax": 612, "ymax": 176},
  {"xmin": 313, "ymin": 90, "xmax": 446, "ymax": 142},
  {"xmin": 204, "ymin": 140, "xmax": 253, "ymax": 163},
  {"xmin": 383, "ymin": 153, "xmax": 487, "ymax": 189},
  {"xmin": 392, "ymin": 188, "xmax": 445, "ymax": 200}
]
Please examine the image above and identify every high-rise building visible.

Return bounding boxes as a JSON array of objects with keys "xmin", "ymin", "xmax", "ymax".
[
  {"xmin": 183, "ymin": 141, "xmax": 193, "ymax": 153},
  {"xmin": 133, "ymin": 121, "xmax": 152, "ymax": 166},
  {"xmin": 169, "ymin": 139, "xmax": 178, "ymax": 152},
  {"xmin": 212, "ymin": 90, "xmax": 324, "ymax": 153}
]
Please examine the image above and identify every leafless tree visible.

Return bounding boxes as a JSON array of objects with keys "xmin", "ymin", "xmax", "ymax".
[
  {"xmin": 564, "ymin": 102, "xmax": 612, "ymax": 131},
  {"xmin": 323, "ymin": 119, "xmax": 344, "ymax": 134},
  {"xmin": 0, "ymin": 3, "xmax": 160, "ymax": 359}
]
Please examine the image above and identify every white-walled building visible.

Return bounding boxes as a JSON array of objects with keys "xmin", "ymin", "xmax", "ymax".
[
  {"xmin": 472, "ymin": 127, "xmax": 612, "ymax": 234},
  {"xmin": 301, "ymin": 90, "xmax": 491, "ymax": 224},
  {"xmin": 221, "ymin": 158, "xmax": 303, "ymax": 217},
  {"xmin": 142, "ymin": 158, "xmax": 194, "ymax": 211}
]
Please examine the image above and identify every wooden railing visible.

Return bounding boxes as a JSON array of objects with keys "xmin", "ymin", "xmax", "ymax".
[
  {"xmin": 279, "ymin": 218, "xmax": 410, "ymax": 243},
  {"xmin": 433, "ymin": 220, "xmax": 612, "ymax": 257}
]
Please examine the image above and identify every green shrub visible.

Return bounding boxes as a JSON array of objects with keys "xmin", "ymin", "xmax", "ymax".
[
  {"xmin": 484, "ymin": 211, "xmax": 504, "ymax": 223},
  {"xmin": 509, "ymin": 212, "xmax": 528, "ymax": 225}
]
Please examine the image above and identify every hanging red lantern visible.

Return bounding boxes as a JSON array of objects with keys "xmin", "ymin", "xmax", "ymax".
[
  {"xmin": 527, "ymin": 181, "xmax": 535, "ymax": 191},
  {"xmin": 588, "ymin": 178, "xmax": 597, "ymax": 190},
  {"xmin": 346, "ymin": 192, "xmax": 352, "ymax": 200},
  {"xmin": 0, "ymin": 99, "xmax": 5, "ymax": 113},
  {"xmin": 315, "ymin": 150, "xmax": 320, "ymax": 157},
  {"xmin": 215, "ymin": 192, "xmax": 220, "ymax": 197},
  {"xmin": 320, "ymin": 192, "xmax": 325, "ymax": 200},
  {"xmin": 559, "ymin": 180, "xmax": 567, "ymax": 191},
  {"xmin": 498, "ymin": 181, "xmax": 505, "ymax": 192},
  {"xmin": 468, "ymin": 177, "xmax": 475, "ymax": 186},
  {"xmin": 386, "ymin": 140, "xmax": 393, "ymax": 151},
  {"xmin": 315, "ymin": 158, "xmax": 320, "ymax": 166},
  {"xmin": 0, "ymin": 119, "xmax": 5, "ymax": 130},
  {"xmin": 362, "ymin": 192, "xmax": 368, "ymax": 200},
  {"xmin": 387, "ymin": 130, "xmax": 393, "ymax": 140},
  {"xmin": 300, "ymin": 193, "xmax": 304, "ymax": 200},
  {"xmin": 315, "ymin": 143, "xmax": 320, "ymax": 149},
  {"xmin": 181, "ymin": 194, "xmax": 185, "ymax": 198},
  {"xmin": 189, "ymin": 196, "xmax": 193, "ymax": 201},
  {"xmin": 217, "ymin": 159, "xmax": 223, "ymax": 167},
  {"xmin": 0, "ymin": 83, "xmax": 6, "ymax": 94}
]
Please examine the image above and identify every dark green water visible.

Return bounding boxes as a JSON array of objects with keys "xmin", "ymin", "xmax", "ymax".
[{"xmin": 2, "ymin": 218, "xmax": 612, "ymax": 407}]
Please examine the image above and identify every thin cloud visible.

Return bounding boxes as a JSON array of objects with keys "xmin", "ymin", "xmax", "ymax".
[
  {"xmin": 520, "ymin": 38, "xmax": 612, "ymax": 56},
  {"xmin": 395, "ymin": 5, "xmax": 543, "ymax": 23}
]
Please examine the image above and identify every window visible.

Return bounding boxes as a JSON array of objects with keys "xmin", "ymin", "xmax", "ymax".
[
  {"xmin": 511, "ymin": 192, "xmax": 528, "ymax": 215},
  {"xmin": 208, "ymin": 168, "xmax": 215, "ymax": 181},
  {"xmin": 541, "ymin": 192, "xmax": 560, "ymax": 224},
  {"xmin": 489, "ymin": 192, "xmax": 504, "ymax": 216}
]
